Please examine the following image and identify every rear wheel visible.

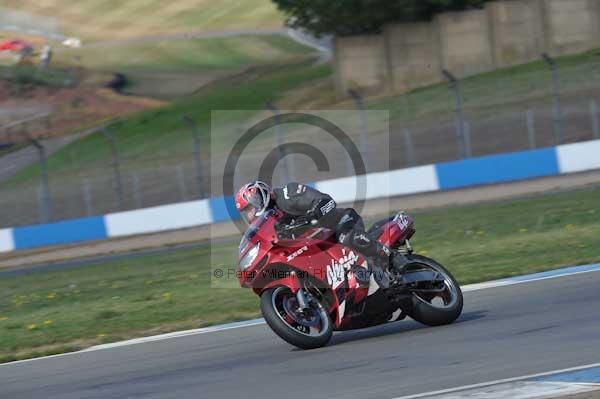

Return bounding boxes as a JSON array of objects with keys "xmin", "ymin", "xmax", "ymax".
[
  {"xmin": 404, "ymin": 255, "xmax": 463, "ymax": 326},
  {"xmin": 261, "ymin": 286, "xmax": 332, "ymax": 350}
]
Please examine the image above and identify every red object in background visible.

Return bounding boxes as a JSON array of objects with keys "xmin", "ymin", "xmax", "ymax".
[{"xmin": 0, "ymin": 39, "xmax": 33, "ymax": 53}]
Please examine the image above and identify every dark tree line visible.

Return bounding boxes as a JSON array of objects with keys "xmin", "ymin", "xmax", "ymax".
[{"xmin": 272, "ymin": 0, "xmax": 492, "ymax": 37}]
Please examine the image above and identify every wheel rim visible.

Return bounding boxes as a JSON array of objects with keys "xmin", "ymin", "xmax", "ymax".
[
  {"xmin": 408, "ymin": 263, "xmax": 459, "ymax": 309},
  {"xmin": 271, "ymin": 286, "xmax": 330, "ymax": 337}
]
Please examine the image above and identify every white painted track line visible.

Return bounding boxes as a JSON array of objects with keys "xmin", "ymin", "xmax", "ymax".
[{"xmin": 391, "ymin": 363, "xmax": 600, "ymax": 399}]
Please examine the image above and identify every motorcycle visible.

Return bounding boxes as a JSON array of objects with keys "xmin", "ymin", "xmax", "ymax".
[{"xmin": 237, "ymin": 208, "xmax": 463, "ymax": 349}]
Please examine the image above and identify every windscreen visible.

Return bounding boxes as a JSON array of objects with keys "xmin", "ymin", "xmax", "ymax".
[{"xmin": 239, "ymin": 209, "xmax": 274, "ymax": 253}]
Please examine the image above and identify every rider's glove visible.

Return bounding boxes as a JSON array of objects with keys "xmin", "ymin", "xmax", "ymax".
[{"xmin": 293, "ymin": 215, "xmax": 310, "ymax": 227}]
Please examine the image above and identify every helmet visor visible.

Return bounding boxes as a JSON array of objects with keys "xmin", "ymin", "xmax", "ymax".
[{"xmin": 239, "ymin": 204, "xmax": 259, "ymax": 225}]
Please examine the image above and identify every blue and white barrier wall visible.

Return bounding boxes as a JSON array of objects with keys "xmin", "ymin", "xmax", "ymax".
[{"xmin": 1, "ymin": 139, "xmax": 600, "ymax": 253}]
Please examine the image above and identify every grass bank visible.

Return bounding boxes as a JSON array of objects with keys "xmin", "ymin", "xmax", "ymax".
[
  {"xmin": 2, "ymin": 185, "xmax": 600, "ymax": 362},
  {"xmin": 54, "ymin": 34, "xmax": 315, "ymax": 99},
  {"xmin": 57, "ymin": 35, "xmax": 311, "ymax": 73},
  {"xmin": 7, "ymin": 48, "xmax": 600, "ymax": 189},
  {"xmin": 3, "ymin": 61, "xmax": 331, "ymax": 187},
  {"xmin": 3, "ymin": 0, "xmax": 283, "ymax": 41},
  {"xmin": 371, "ymin": 49, "xmax": 600, "ymax": 124}
]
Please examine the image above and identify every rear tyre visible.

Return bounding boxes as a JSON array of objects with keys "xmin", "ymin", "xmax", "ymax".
[
  {"xmin": 404, "ymin": 255, "xmax": 463, "ymax": 326},
  {"xmin": 261, "ymin": 286, "xmax": 332, "ymax": 350}
]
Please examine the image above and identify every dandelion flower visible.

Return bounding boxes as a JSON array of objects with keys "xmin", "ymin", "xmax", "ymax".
[
  {"xmin": 47, "ymin": 292, "xmax": 57, "ymax": 299},
  {"xmin": 27, "ymin": 324, "xmax": 38, "ymax": 330},
  {"xmin": 162, "ymin": 292, "xmax": 172, "ymax": 300},
  {"xmin": 97, "ymin": 333, "xmax": 107, "ymax": 338},
  {"xmin": 43, "ymin": 320, "xmax": 53, "ymax": 326}
]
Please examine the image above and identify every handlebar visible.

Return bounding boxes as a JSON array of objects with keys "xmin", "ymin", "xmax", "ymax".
[
  {"xmin": 278, "ymin": 218, "xmax": 319, "ymax": 239},
  {"xmin": 282, "ymin": 218, "xmax": 317, "ymax": 231}
]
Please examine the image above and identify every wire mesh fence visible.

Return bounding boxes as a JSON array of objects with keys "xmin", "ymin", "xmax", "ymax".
[{"xmin": 3, "ymin": 53, "xmax": 600, "ymax": 228}]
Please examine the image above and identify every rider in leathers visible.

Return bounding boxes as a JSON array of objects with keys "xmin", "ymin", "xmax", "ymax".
[{"xmin": 235, "ymin": 181, "xmax": 409, "ymax": 287}]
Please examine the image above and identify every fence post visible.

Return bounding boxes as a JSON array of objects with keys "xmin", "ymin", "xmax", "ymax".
[
  {"xmin": 28, "ymin": 137, "xmax": 53, "ymax": 222},
  {"xmin": 101, "ymin": 127, "xmax": 124, "ymax": 210},
  {"xmin": 542, "ymin": 53, "xmax": 564, "ymax": 144},
  {"xmin": 266, "ymin": 103, "xmax": 292, "ymax": 183},
  {"xmin": 464, "ymin": 121, "xmax": 473, "ymax": 158},
  {"xmin": 590, "ymin": 99, "xmax": 599, "ymax": 140},
  {"xmin": 82, "ymin": 178, "xmax": 93, "ymax": 216},
  {"xmin": 348, "ymin": 89, "xmax": 371, "ymax": 171},
  {"xmin": 403, "ymin": 128, "xmax": 416, "ymax": 167},
  {"xmin": 36, "ymin": 185, "xmax": 46, "ymax": 222},
  {"xmin": 526, "ymin": 110, "xmax": 537, "ymax": 149},
  {"xmin": 181, "ymin": 115, "xmax": 206, "ymax": 198},
  {"xmin": 176, "ymin": 164, "xmax": 188, "ymax": 201},
  {"xmin": 131, "ymin": 172, "xmax": 142, "ymax": 208},
  {"xmin": 443, "ymin": 69, "xmax": 467, "ymax": 158}
]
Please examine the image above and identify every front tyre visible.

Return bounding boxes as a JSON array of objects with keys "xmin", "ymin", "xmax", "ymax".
[
  {"xmin": 261, "ymin": 286, "xmax": 332, "ymax": 350},
  {"xmin": 405, "ymin": 255, "xmax": 463, "ymax": 326}
]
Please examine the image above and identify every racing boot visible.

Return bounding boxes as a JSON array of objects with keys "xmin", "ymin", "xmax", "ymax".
[
  {"xmin": 373, "ymin": 242, "xmax": 410, "ymax": 273},
  {"xmin": 350, "ymin": 264, "xmax": 371, "ymax": 287},
  {"xmin": 371, "ymin": 244, "xmax": 411, "ymax": 289},
  {"xmin": 368, "ymin": 258, "xmax": 390, "ymax": 289},
  {"xmin": 348, "ymin": 233, "xmax": 407, "ymax": 289}
]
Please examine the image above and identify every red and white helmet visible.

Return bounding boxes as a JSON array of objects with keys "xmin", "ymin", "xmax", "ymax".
[{"xmin": 235, "ymin": 181, "xmax": 272, "ymax": 224}]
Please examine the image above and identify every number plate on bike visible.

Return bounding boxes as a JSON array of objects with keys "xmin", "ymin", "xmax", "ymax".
[{"xmin": 393, "ymin": 212, "xmax": 412, "ymax": 231}]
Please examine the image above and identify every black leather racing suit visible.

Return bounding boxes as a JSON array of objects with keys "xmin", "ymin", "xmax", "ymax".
[{"xmin": 273, "ymin": 182, "xmax": 393, "ymax": 267}]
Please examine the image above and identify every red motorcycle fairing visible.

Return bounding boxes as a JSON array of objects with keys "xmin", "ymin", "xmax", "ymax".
[
  {"xmin": 238, "ymin": 210, "xmax": 413, "ymax": 330},
  {"xmin": 368, "ymin": 212, "xmax": 415, "ymax": 247}
]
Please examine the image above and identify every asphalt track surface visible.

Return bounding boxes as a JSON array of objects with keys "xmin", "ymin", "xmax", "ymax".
[{"xmin": 2, "ymin": 270, "xmax": 600, "ymax": 399}]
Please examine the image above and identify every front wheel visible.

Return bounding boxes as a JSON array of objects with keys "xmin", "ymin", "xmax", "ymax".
[
  {"xmin": 404, "ymin": 255, "xmax": 463, "ymax": 326},
  {"xmin": 261, "ymin": 286, "xmax": 332, "ymax": 350}
]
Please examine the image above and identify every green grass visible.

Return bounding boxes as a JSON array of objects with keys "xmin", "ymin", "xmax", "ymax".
[
  {"xmin": 54, "ymin": 34, "xmax": 315, "ymax": 99},
  {"xmin": 0, "ymin": 64, "xmax": 72, "ymax": 89},
  {"xmin": 3, "ymin": 61, "xmax": 331, "ymax": 187},
  {"xmin": 3, "ymin": 47, "xmax": 600, "ymax": 229},
  {"xmin": 2, "ymin": 0, "xmax": 284, "ymax": 40},
  {"xmin": 371, "ymin": 49, "xmax": 600, "ymax": 123},
  {"xmin": 57, "ymin": 35, "xmax": 312, "ymax": 74},
  {"xmin": 2, "ymin": 185, "xmax": 600, "ymax": 362},
  {"xmin": 0, "ymin": 244, "xmax": 258, "ymax": 363},
  {"xmin": 8, "ymin": 47, "xmax": 600, "ymax": 190}
]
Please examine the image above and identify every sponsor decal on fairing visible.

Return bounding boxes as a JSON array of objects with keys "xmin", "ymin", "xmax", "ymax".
[
  {"xmin": 393, "ymin": 212, "xmax": 411, "ymax": 230},
  {"xmin": 286, "ymin": 245, "xmax": 308, "ymax": 262},
  {"xmin": 326, "ymin": 249, "xmax": 359, "ymax": 289}
]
